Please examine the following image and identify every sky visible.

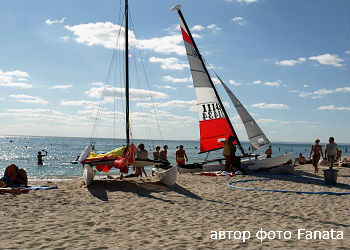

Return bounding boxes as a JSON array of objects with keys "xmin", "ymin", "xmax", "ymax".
[{"xmin": 0, "ymin": 0, "xmax": 349, "ymax": 144}]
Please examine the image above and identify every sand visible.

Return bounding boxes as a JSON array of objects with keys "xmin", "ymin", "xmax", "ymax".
[{"xmin": 0, "ymin": 163, "xmax": 349, "ymax": 250}]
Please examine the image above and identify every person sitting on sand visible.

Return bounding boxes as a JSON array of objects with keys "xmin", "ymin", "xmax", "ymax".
[
  {"xmin": 309, "ymin": 139, "xmax": 323, "ymax": 174},
  {"xmin": 37, "ymin": 150, "xmax": 48, "ymax": 165},
  {"xmin": 294, "ymin": 153, "xmax": 308, "ymax": 166},
  {"xmin": 336, "ymin": 149, "xmax": 342, "ymax": 162},
  {"xmin": 265, "ymin": 146, "xmax": 272, "ymax": 158},
  {"xmin": 1, "ymin": 164, "xmax": 28, "ymax": 187},
  {"xmin": 135, "ymin": 143, "xmax": 148, "ymax": 177},
  {"xmin": 176, "ymin": 145, "xmax": 188, "ymax": 166}
]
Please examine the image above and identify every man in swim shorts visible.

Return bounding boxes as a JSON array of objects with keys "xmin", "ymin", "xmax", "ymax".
[{"xmin": 176, "ymin": 145, "xmax": 188, "ymax": 166}]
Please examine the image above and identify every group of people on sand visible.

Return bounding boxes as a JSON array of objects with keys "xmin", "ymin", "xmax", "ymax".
[
  {"xmin": 127, "ymin": 143, "xmax": 189, "ymax": 177},
  {"xmin": 294, "ymin": 137, "xmax": 341, "ymax": 174}
]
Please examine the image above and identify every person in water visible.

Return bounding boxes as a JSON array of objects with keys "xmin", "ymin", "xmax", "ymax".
[
  {"xmin": 310, "ymin": 139, "xmax": 323, "ymax": 174},
  {"xmin": 265, "ymin": 146, "xmax": 272, "ymax": 158},
  {"xmin": 176, "ymin": 145, "xmax": 188, "ymax": 166},
  {"xmin": 1, "ymin": 164, "xmax": 28, "ymax": 187},
  {"xmin": 37, "ymin": 150, "xmax": 48, "ymax": 165}
]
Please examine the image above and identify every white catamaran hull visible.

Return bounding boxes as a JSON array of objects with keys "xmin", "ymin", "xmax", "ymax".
[
  {"xmin": 178, "ymin": 153, "xmax": 293, "ymax": 173},
  {"xmin": 155, "ymin": 166, "xmax": 177, "ymax": 186},
  {"xmin": 83, "ymin": 165, "xmax": 96, "ymax": 187}
]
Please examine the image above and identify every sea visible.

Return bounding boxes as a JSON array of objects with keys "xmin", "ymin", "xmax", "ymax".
[{"xmin": 1, "ymin": 136, "xmax": 349, "ymax": 180}]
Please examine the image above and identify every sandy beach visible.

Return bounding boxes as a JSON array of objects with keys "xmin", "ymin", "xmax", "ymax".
[{"xmin": 1, "ymin": 163, "xmax": 349, "ymax": 250}]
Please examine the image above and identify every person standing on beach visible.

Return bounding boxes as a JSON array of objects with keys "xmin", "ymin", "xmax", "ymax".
[
  {"xmin": 223, "ymin": 136, "xmax": 236, "ymax": 172},
  {"xmin": 325, "ymin": 137, "xmax": 339, "ymax": 170},
  {"xmin": 135, "ymin": 143, "xmax": 148, "ymax": 177},
  {"xmin": 153, "ymin": 146, "xmax": 161, "ymax": 160},
  {"xmin": 176, "ymin": 145, "xmax": 188, "ymax": 166},
  {"xmin": 152, "ymin": 146, "xmax": 161, "ymax": 176},
  {"xmin": 265, "ymin": 146, "xmax": 272, "ymax": 158},
  {"xmin": 310, "ymin": 139, "xmax": 323, "ymax": 174},
  {"xmin": 37, "ymin": 150, "xmax": 48, "ymax": 165},
  {"xmin": 160, "ymin": 145, "xmax": 168, "ymax": 162}
]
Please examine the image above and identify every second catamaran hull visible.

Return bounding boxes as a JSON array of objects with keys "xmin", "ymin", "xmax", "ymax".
[{"xmin": 178, "ymin": 152, "xmax": 293, "ymax": 173}]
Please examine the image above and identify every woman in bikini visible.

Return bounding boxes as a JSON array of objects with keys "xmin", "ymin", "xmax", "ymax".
[{"xmin": 310, "ymin": 139, "xmax": 323, "ymax": 174}]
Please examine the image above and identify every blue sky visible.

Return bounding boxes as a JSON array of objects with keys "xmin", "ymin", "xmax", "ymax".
[{"xmin": 0, "ymin": 0, "xmax": 349, "ymax": 143}]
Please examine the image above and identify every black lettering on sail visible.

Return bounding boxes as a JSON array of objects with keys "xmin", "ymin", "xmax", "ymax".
[{"xmin": 202, "ymin": 102, "xmax": 224, "ymax": 121}]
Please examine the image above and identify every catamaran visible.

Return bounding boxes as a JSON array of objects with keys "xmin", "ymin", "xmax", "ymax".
[
  {"xmin": 171, "ymin": 5, "xmax": 292, "ymax": 173},
  {"xmin": 77, "ymin": 0, "xmax": 177, "ymax": 186}
]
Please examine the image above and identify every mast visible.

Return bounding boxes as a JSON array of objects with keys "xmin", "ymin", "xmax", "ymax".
[
  {"xmin": 172, "ymin": 5, "xmax": 245, "ymax": 155},
  {"xmin": 125, "ymin": 0, "xmax": 130, "ymax": 145}
]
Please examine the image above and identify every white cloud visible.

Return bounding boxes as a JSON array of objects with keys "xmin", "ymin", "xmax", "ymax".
[
  {"xmin": 207, "ymin": 24, "xmax": 222, "ymax": 32},
  {"xmin": 0, "ymin": 82, "xmax": 32, "ymax": 89},
  {"xmin": 50, "ymin": 84, "xmax": 72, "ymax": 89},
  {"xmin": 154, "ymin": 85, "xmax": 177, "ymax": 90},
  {"xmin": 251, "ymin": 103, "xmax": 289, "ymax": 109},
  {"xmin": 226, "ymin": 0, "xmax": 259, "ymax": 3},
  {"xmin": 46, "ymin": 17, "xmax": 66, "ymax": 25},
  {"xmin": 309, "ymin": 53, "xmax": 344, "ymax": 67},
  {"xmin": 303, "ymin": 84, "xmax": 309, "ymax": 88},
  {"xmin": 275, "ymin": 57, "xmax": 306, "ymax": 66},
  {"xmin": 65, "ymin": 22, "xmax": 186, "ymax": 55},
  {"xmin": 91, "ymin": 82, "xmax": 104, "ymax": 86},
  {"xmin": 318, "ymin": 105, "xmax": 350, "ymax": 111},
  {"xmin": 253, "ymin": 80, "xmax": 282, "ymax": 87},
  {"xmin": 85, "ymin": 86, "xmax": 168, "ymax": 100},
  {"xmin": 313, "ymin": 87, "xmax": 350, "ymax": 95},
  {"xmin": 0, "ymin": 69, "xmax": 32, "ymax": 89},
  {"xmin": 162, "ymin": 75, "xmax": 192, "ymax": 83},
  {"xmin": 137, "ymin": 100, "xmax": 197, "ymax": 109},
  {"xmin": 149, "ymin": 57, "xmax": 189, "ymax": 70},
  {"xmin": 60, "ymin": 36, "xmax": 70, "ymax": 41},
  {"xmin": 229, "ymin": 80, "xmax": 241, "ymax": 86},
  {"xmin": 191, "ymin": 25, "xmax": 205, "ymax": 31},
  {"xmin": 60, "ymin": 100, "xmax": 99, "ymax": 107},
  {"xmin": 10, "ymin": 94, "xmax": 48, "ymax": 105},
  {"xmin": 297, "ymin": 87, "xmax": 350, "ymax": 99},
  {"xmin": 264, "ymin": 81, "xmax": 281, "ymax": 87},
  {"xmin": 231, "ymin": 16, "xmax": 246, "ymax": 25}
]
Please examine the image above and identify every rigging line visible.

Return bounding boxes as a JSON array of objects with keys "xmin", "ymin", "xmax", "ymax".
[
  {"xmin": 129, "ymin": 10, "xmax": 164, "ymax": 146},
  {"xmin": 131, "ymin": 45, "xmax": 154, "ymax": 147},
  {"xmin": 90, "ymin": 49, "xmax": 116, "ymax": 144},
  {"xmin": 91, "ymin": 12, "xmax": 125, "ymax": 145}
]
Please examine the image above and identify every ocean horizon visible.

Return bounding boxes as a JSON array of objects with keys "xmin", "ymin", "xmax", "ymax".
[{"xmin": 1, "ymin": 135, "xmax": 349, "ymax": 180}]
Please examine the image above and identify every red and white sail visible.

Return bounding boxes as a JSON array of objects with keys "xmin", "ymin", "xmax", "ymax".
[{"xmin": 173, "ymin": 5, "xmax": 236, "ymax": 153}]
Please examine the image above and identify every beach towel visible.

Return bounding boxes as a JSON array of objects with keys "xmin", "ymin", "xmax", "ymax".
[
  {"xmin": 27, "ymin": 185, "xmax": 58, "ymax": 190},
  {"xmin": 199, "ymin": 171, "xmax": 235, "ymax": 177}
]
